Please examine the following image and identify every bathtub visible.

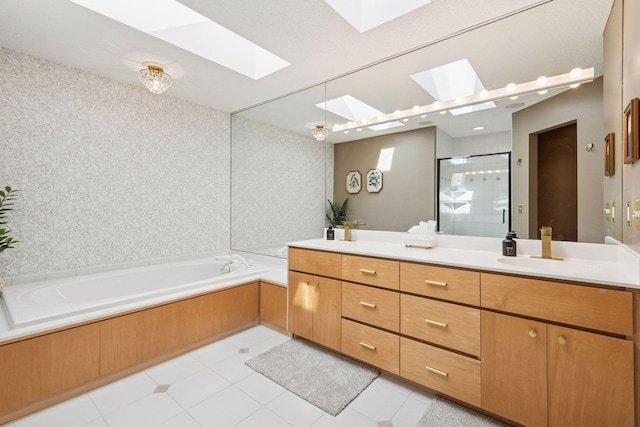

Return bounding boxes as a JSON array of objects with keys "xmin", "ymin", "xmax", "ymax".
[{"xmin": 1, "ymin": 258, "xmax": 269, "ymax": 328}]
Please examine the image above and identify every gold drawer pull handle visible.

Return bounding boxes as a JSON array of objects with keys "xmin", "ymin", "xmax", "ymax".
[
  {"xmin": 557, "ymin": 336, "xmax": 567, "ymax": 345},
  {"xmin": 425, "ymin": 280, "xmax": 447, "ymax": 287},
  {"xmin": 359, "ymin": 301, "xmax": 377, "ymax": 308},
  {"xmin": 425, "ymin": 319, "xmax": 448, "ymax": 328},
  {"xmin": 426, "ymin": 366, "xmax": 448, "ymax": 377},
  {"xmin": 529, "ymin": 330, "xmax": 537, "ymax": 338},
  {"xmin": 359, "ymin": 269, "xmax": 377, "ymax": 275},
  {"xmin": 359, "ymin": 341, "xmax": 377, "ymax": 351}
]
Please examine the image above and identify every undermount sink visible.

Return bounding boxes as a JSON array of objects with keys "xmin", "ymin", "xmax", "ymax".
[{"xmin": 497, "ymin": 256, "xmax": 601, "ymax": 275}]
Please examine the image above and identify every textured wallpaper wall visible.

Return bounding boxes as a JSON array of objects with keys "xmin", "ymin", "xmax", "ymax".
[
  {"xmin": 231, "ymin": 116, "xmax": 331, "ymax": 251},
  {"xmin": 0, "ymin": 47, "xmax": 231, "ymax": 279}
]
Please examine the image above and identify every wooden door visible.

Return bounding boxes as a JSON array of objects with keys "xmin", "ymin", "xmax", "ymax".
[
  {"xmin": 481, "ymin": 311, "xmax": 547, "ymax": 427},
  {"xmin": 548, "ymin": 325, "xmax": 634, "ymax": 427},
  {"xmin": 287, "ymin": 271, "xmax": 314, "ymax": 341},
  {"xmin": 536, "ymin": 123, "xmax": 577, "ymax": 241},
  {"xmin": 313, "ymin": 276, "xmax": 342, "ymax": 351}
]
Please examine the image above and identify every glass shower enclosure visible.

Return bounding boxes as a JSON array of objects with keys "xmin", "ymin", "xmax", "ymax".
[{"xmin": 437, "ymin": 152, "xmax": 511, "ymax": 237}]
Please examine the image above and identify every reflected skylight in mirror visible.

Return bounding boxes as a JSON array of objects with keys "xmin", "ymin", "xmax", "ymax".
[
  {"xmin": 377, "ymin": 148, "xmax": 395, "ymax": 171},
  {"xmin": 411, "ymin": 59, "xmax": 496, "ymax": 115},
  {"xmin": 324, "ymin": 0, "xmax": 431, "ymax": 33},
  {"xmin": 316, "ymin": 95, "xmax": 404, "ymax": 131},
  {"xmin": 69, "ymin": 0, "xmax": 290, "ymax": 79}
]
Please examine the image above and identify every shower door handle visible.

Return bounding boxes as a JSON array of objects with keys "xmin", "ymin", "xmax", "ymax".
[{"xmin": 502, "ymin": 208, "xmax": 506, "ymax": 224}]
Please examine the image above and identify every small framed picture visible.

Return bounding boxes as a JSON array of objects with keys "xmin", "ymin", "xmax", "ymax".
[
  {"xmin": 604, "ymin": 132, "xmax": 615, "ymax": 176},
  {"xmin": 346, "ymin": 171, "xmax": 362, "ymax": 194},
  {"xmin": 623, "ymin": 98, "xmax": 639, "ymax": 164},
  {"xmin": 366, "ymin": 169, "xmax": 383, "ymax": 193}
]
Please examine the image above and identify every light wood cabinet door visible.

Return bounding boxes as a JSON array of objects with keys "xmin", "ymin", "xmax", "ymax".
[
  {"xmin": 288, "ymin": 271, "xmax": 314, "ymax": 341},
  {"xmin": 481, "ymin": 311, "xmax": 547, "ymax": 427},
  {"xmin": 288, "ymin": 272, "xmax": 341, "ymax": 350},
  {"xmin": 260, "ymin": 282, "xmax": 287, "ymax": 332},
  {"xmin": 314, "ymin": 276, "xmax": 342, "ymax": 351},
  {"xmin": 547, "ymin": 325, "xmax": 634, "ymax": 427}
]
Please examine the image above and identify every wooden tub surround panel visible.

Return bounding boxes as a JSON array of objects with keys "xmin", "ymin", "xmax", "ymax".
[{"xmin": 0, "ymin": 281, "xmax": 261, "ymax": 424}]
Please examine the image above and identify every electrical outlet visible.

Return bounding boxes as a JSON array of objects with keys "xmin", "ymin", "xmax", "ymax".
[
  {"xmin": 635, "ymin": 200, "xmax": 640, "ymax": 230},
  {"xmin": 518, "ymin": 204, "xmax": 523, "ymax": 214},
  {"xmin": 605, "ymin": 202, "xmax": 611, "ymax": 221}
]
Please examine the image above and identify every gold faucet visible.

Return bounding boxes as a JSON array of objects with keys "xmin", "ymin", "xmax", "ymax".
[
  {"xmin": 534, "ymin": 226, "xmax": 563, "ymax": 260},
  {"xmin": 343, "ymin": 221, "xmax": 352, "ymax": 242},
  {"xmin": 540, "ymin": 226, "xmax": 552, "ymax": 259}
]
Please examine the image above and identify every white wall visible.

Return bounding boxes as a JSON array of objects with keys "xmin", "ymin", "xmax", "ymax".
[{"xmin": 0, "ymin": 47, "xmax": 231, "ymax": 279}]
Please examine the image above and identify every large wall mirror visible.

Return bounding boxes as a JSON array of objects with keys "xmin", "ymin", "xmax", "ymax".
[{"xmin": 231, "ymin": 0, "xmax": 621, "ymax": 258}]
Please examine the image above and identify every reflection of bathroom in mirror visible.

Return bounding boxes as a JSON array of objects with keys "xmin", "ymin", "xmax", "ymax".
[{"xmin": 230, "ymin": 0, "xmax": 621, "ymax": 257}]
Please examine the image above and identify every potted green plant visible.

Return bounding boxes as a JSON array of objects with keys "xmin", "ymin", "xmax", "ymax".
[
  {"xmin": 326, "ymin": 198, "xmax": 349, "ymax": 228},
  {"xmin": 0, "ymin": 185, "xmax": 18, "ymax": 293}
]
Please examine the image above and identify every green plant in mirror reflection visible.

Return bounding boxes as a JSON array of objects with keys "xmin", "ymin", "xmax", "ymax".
[
  {"xmin": 326, "ymin": 198, "xmax": 349, "ymax": 228},
  {"xmin": 0, "ymin": 186, "xmax": 19, "ymax": 254}
]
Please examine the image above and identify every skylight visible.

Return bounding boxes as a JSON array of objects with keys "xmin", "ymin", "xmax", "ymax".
[
  {"xmin": 316, "ymin": 95, "xmax": 404, "ymax": 131},
  {"xmin": 411, "ymin": 59, "xmax": 495, "ymax": 116},
  {"xmin": 324, "ymin": 0, "xmax": 431, "ymax": 33},
  {"xmin": 69, "ymin": 0, "xmax": 290, "ymax": 80}
]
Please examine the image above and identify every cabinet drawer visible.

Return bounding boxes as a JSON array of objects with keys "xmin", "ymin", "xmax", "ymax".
[
  {"xmin": 289, "ymin": 247, "xmax": 341, "ymax": 279},
  {"xmin": 341, "ymin": 319, "xmax": 399, "ymax": 374},
  {"xmin": 481, "ymin": 273, "xmax": 633, "ymax": 336},
  {"xmin": 400, "ymin": 337, "xmax": 481, "ymax": 407},
  {"xmin": 342, "ymin": 255, "xmax": 399, "ymax": 290},
  {"xmin": 401, "ymin": 294, "xmax": 480, "ymax": 356},
  {"xmin": 400, "ymin": 263, "xmax": 479, "ymax": 305},
  {"xmin": 342, "ymin": 282, "xmax": 399, "ymax": 332}
]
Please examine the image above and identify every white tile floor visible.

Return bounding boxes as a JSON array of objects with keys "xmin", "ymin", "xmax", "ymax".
[{"xmin": 2, "ymin": 326, "xmax": 436, "ymax": 427}]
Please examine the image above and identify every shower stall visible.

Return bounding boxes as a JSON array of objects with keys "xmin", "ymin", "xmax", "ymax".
[{"xmin": 437, "ymin": 152, "xmax": 511, "ymax": 238}]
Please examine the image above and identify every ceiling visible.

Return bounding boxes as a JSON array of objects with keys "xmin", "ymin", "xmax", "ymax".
[{"xmin": 0, "ymin": 0, "xmax": 612, "ymax": 140}]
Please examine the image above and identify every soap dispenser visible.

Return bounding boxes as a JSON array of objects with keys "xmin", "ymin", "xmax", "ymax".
[
  {"xmin": 326, "ymin": 226, "xmax": 335, "ymax": 240},
  {"xmin": 502, "ymin": 231, "xmax": 517, "ymax": 257}
]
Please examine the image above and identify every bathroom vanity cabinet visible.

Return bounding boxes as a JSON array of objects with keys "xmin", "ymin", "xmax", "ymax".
[
  {"xmin": 287, "ymin": 246, "xmax": 636, "ymax": 427},
  {"xmin": 481, "ymin": 273, "xmax": 633, "ymax": 427}
]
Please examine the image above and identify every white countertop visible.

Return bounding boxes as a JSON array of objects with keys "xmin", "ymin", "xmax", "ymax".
[{"xmin": 288, "ymin": 230, "xmax": 640, "ymax": 289}]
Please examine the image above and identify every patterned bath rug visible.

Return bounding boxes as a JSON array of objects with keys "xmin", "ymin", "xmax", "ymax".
[
  {"xmin": 417, "ymin": 396, "xmax": 510, "ymax": 427},
  {"xmin": 245, "ymin": 338, "xmax": 379, "ymax": 416}
]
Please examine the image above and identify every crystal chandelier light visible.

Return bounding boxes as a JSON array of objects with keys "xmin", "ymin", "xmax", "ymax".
[
  {"xmin": 312, "ymin": 125, "xmax": 327, "ymax": 141},
  {"xmin": 139, "ymin": 63, "xmax": 172, "ymax": 94}
]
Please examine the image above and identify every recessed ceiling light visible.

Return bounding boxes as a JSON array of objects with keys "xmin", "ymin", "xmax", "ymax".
[
  {"xmin": 570, "ymin": 68, "xmax": 583, "ymax": 78},
  {"xmin": 570, "ymin": 83, "xmax": 581, "ymax": 88},
  {"xmin": 324, "ymin": 0, "xmax": 431, "ymax": 33},
  {"xmin": 510, "ymin": 96, "xmax": 518, "ymax": 100},
  {"xmin": 538, "ymin": 90, "xmax": 548, "ymax": 95},
  {"xmin": 536, "ymin": 76, "xmax": 548, "ymax": 86},
  {"xmin": 506, "ymin": 83, "xmax": 517, "ymax": 92},
  {"xmin": 69, "ymin": 0, "xmax": 289, "ymax": 79},
  {"xmin": 473, "ymin": 126, "xmax": 485, "ymax": 131}
]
